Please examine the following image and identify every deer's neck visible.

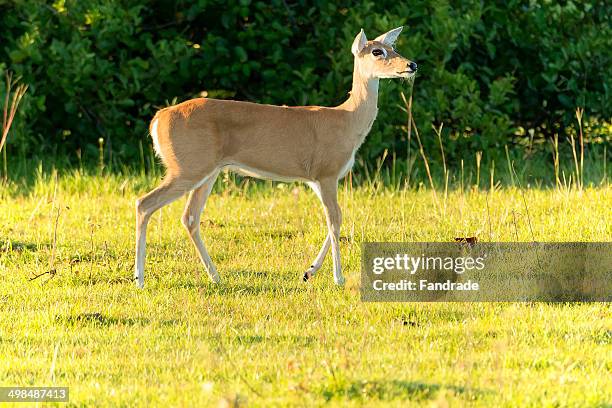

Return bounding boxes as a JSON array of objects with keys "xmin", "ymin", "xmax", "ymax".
[{"xmin": 339, "ymin": 63, "xmax": 380, "ymax": 143}]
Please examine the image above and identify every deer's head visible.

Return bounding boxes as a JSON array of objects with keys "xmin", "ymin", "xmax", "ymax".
[{"xmin": 351, "ymin": 27, "xmax": 417, "ymax": 79}]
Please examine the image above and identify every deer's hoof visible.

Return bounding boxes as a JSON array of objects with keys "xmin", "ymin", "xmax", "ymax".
[{"xmin": 303, "ymin": 271, "xmax": 313, "ymax": 282}]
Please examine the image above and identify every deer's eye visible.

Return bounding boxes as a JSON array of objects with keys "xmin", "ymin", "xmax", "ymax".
[{"xmin": 372, "ymin": 49, "xmax": 385, "ymax": 57}]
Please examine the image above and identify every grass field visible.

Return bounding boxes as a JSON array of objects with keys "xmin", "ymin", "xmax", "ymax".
[{"xmin": 1, "ymin": 173, "xmax": 611, "ymax": 407}]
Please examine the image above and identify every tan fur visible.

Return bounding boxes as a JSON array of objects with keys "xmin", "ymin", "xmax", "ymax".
[
  {"xmin": 134, "ymin": 27, "xmax": 416, "ymax": 288},
  {"xmin": 153, "ymin": 99, "xmax": 357, "ymax": 181}
]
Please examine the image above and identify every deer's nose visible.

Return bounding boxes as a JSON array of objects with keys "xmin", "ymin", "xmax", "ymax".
[{"xmin": 408, "ymin": 62, "xmax": 418, "ymax": 72}]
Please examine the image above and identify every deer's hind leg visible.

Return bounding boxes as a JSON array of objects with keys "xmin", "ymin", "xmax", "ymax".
[{"xmin": 181, "ymin": 170, "xmax": 221, "ymax": 283}]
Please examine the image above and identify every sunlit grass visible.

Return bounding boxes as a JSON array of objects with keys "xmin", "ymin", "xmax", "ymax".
[{"xmin": 0, "ymin": 173, "xmax": 610, "ymax": 406}]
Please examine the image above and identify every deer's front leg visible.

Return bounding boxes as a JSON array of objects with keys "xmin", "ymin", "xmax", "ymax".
[
  {"xmin": 304, "ymin": 181, "xmax": 331, "ymax": 281},
  {"xmin": 304, "ymin": 235, "xmax": 330, "ymax": 281},
  {"xmin": 181, "ymin": 170, "xmax": 221, "ymax": 283},
  {"xmin": 317, "ymin": 178, "xmax": 345, "ymax": 286}
]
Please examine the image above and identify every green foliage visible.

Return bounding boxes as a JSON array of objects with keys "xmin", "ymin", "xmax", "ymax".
[{"xmin": 0, "ymin": 0, "xmax": 610, "ymax": 170}]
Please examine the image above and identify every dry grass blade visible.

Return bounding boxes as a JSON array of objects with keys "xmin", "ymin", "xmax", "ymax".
[
  {"xmin": 1, "ymin": 71, "xmax": 28, "ymax": 154},
  {"xmin": 551, "ymin": 133, "xmax": 560, "ymax": 189},
  {"xmin": 2, "ymin": 72, "xmax": 9, "ymax": 133},
  {"xmin": 412, "ymin": 119, "xmax": 439, "ymax": 209},
  {"xmin": 485, "ymin": 191, "xmax": 493, "ymax": 241},
  {"xmin": 215, "ymin": 336, "xmax": 263, "ymax": 398},
  {"xmin": 575, "ymin": 107, "xmax": 585, "ymax": 189},
  {"xmin": 433, "ymin": 123, "xmax": 448, "ymax": 205},
  {"xmin": 400, "ymin": 91, "xmax": 413, "ymax": 185},
  {"xmin": 568, "ymin": 132, "xmax": 581, "ymax": 191},
  {"xmin": 400, "ymin": 87, "xmax": 439, "ymax": 210},
  {"xmin": 49, "ymin": 206, "xmax": 62, "ymax": 273}
]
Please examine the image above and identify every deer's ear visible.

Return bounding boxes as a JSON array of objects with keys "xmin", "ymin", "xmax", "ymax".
[
  {"xmin": 374, "ymin": 26, "xmax": 403, "ymax": 46},
  {"xmin": 351, "ymin": 29, "xmax": 367, "ymax": 55}
]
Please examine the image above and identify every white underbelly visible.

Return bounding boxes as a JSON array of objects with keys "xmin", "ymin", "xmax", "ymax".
[
  {"xmin": 223, "ymin": 153, "xmax": 355, "ymax": 183},
  {"xmin": 338, "ymin": 154, "xmax": 355, "ymax": 180},
  {"xmin": 224, "ymin": 163, "xmax": 308, "ymax": 183}
]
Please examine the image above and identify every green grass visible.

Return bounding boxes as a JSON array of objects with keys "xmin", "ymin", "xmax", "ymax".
[{"xmin": 0, "ymin": 173, "xmax": 610, "ymax": 407}]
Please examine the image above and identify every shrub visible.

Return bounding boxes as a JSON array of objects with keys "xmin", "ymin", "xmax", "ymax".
[{"xmin": 1, "ymin": 0, "xmax": 610, "ymax": 174}]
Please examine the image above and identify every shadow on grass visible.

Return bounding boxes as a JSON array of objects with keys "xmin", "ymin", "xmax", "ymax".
[
  {"xmin": 240, "ymin": 270, "xmax": 271, "ymax": 279},
  {"xmin": 170, "ymin": 272, "xmax": 310, "ymax": 296},
  {"xmin": 183, "ymin": 282, "xmax": 308, "ymax": 296},
  {"xmin": 231, "ymin": 334, "xmax": 316, "ymax": 346},
  {"xmin": 263, "ymin": 229, "xmax": 302, "ymax": 240},
  {"xmin": 592, "ymin": 329, "xmax": 612, "ymax": 345},
  {"xmin": 57, "ymin": 313, "xmax": 180, "ymax": 327},
  {"xmin": 1, "ymin": 240, "xmax": 48, "ymax": 253},
  {"xmin": 58, "ymin": 313, "xmax": 149, "ymax": 327},
  {"xmin": 320, "ymin": 379, "xmax": 489, "ymax": 402},
  {"xmin": 77, "ymin": 275, "xmax": 134, "ymax": 285}
]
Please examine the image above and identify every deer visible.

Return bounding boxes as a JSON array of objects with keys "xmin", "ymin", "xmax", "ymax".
[{"xmin": 135, "ymin": 27, "xmax": 417, "ymax": 288}]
